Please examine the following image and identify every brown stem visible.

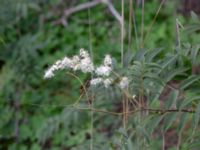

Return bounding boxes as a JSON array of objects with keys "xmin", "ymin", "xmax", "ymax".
[
  {"xmin": 128, "ymin": 0, "xmax": 133, "ymax": 51},
  {"xmin": 14, "ymin": 98, "xmax": 20, "ymax": 143},
  {"xmin": 142, "ymin": 107, "xmax": 195, "ymax": 114},
  {"xmin": 74, "ymin": 106, "xmax": 195, "ymax": 116},
  {"xmin": 125, "ymin": 95, "xmax": 129, "ymax": 125},
  {"xmin": 64, "ymin": 0, "xmax": 102, "ymax": 17},
  {"xmin": 25, "ymin": 102, "xmax": 195, "ymax": 115},
  {"xmin": 122, "ymin": 93, "xmax": 126, "ymax": 128},
  {"xmin": 54, "ymin": 0, "xmax": 122, "ymax": 26},
  {"xmin": 142, "ymin": 0, "xmax": 166, "ymax": 46}
]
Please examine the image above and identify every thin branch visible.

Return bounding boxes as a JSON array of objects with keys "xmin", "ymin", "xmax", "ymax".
[
  {"xmin": 176, "ymin": 18, "xmax": 181, "ymax": 48},
  {"xmin": 142, "ymin": 0, "xmax": 166, "ymax": 46},
  {"xmin": 54, "ymin": 0, "xmax": 122, "ymax": 26},
  {"xmin": 162, "ymin": 131, "xmax": 165, "ymax": 150},
  {"xmin": 142, "ymin": 108, "xmax": 195, "ymax": 114},
  {"xmin": 121, "ymin": 0, "xmax": 124, "ymax": 67},
  {"xmin": 132, "ymin": 0, "xmax": 139, "ymax": 50},
  {"xmin": 140, "ymin": 0, "xmax": 144, "ymax": 48},
  {"xmin": 104, "ymin": 0, "xmax": 123, "ymax": 25},
  {"xmin": 25, "ymin": 101, "xmax": 196, "ymax": 116},
  {"xmin": 128, "ymin": 0, "xmax": 133, "ymax": 51},
  {"xmin": 74, "ymin": 106, "xmax": 195, "ymax": 116},
  {"xmin": 64, "ymin": 0, "xmax": 102, "ymax": 17},
  {"xmin": 66, "ymin": 72, "xmax": 90, "ymax": 105}
]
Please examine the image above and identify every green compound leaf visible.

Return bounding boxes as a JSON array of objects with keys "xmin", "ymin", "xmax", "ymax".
[
  {"xmin": 180, "ymin": 75, "xmax": 200, "ymax": 90},
  {"xmin": 163, "ymin": 112, "xmax": 178, "ymax": 132}
]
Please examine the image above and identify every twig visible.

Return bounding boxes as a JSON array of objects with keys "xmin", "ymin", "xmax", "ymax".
[
  {"xmin": 162, "ymin": 131, "xmax": 165, "ymax": 150},
  {"xmin": 54, "ymin": 0, "xmax": 122, "ymax": 26},
  {"xmin": 128, "ymin": 0, "xmax": 133, "ymax": 51},
  {"xmin": 14, "ymin": 99, "xmax": 20, "ymax": 143},
  {"xmin": 176, "ymin": 18, "xmax": 181, "ymax": 48},
  {"xmin": 88, "ymin": 9, "xmax": 94, "ymax": 150},
  {"xmin": 121, "ymin": 0, "xmax": 124, "ymax": 67},
  {"xmin": 24, "ymin": 101, "xmax": 195, "ymax": 115},
  {"xmin": 132, "ymin": 0, "xmax": 139, "ymax": 50},
  {"xmin": 140, "ymin": 0, "xmax": 144, "ymax": 48},
  {"xmin": 74, "ymin": 106, "xmax": 195, "ymax": 116},
  {"xmin": 64, "ymin": 0, "xmax": 102, "ymax": 17},
  {"xmin": 142, "ymin": 108, "xmax": 195, "ymax": 114},
  {"xmin": 104, "ymin": 0, "xmax": 123, "ymax": 25},
  {"xmin": 142, "ymin": 0, "xmax": 166, "ymax": 46}
]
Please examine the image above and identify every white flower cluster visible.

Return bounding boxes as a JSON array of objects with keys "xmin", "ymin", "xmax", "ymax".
[
  {"xmin": 95, "ymin": 54, "xmax": 112, "ymax": 76},
  {"xmin": 44, "ymin": 48, "xmax": 94, "ymax": 79},
  {"xmin": 90, "ymin": 54, "xmax": 114, "ymax": 88},
  {"xmin": 118, "ymin": 76, "xmax": 129, "ymax": 89},
  {"xmin": 44, "ymin": 48, "xmax": 129, "ymax": 90},
  {"xmin": 90, "ymin": 77, "xmax": 113, "ymax": 88}
]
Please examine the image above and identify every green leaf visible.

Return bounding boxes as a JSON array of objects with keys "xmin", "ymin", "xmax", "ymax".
[
  {"xmin": 118, "ymin": 128, "xmax": 128, "ymax": 138},
  {"xmin": 177, "ymin": 113, "xmax": 188, "ymax": 133},
  {"xmin": 189, "ymin": 141, "xmax": 200, "ymax": 149},
  {"xmin": 193, "ymin": 103, "xmax": 200, "ymax": 129},
  {"xmin": 164, "ymin": 67, "xmax": 188, "ymax": 82},
  {"xmin": 178, "ymin": 96, "xmax": 200, "ymax": 109},
  {"xmin": 30, "ymin": 144, "xmax": 41, "ymax": 150},
  {"xmin": 20, "ymin": 125, "xmax": 33, "ymax": 140},
  {"xmin": 165, "ymin": 90, "xmax": 179, "ymax": 109},
  {"xmin": 0, "ymin": 36, "xmax": 5, "ymax": 45},
  {"xmin": 126, "ymin": 138, "xmax": 133, "ymax": 150},
  {"xmin": 146, "ymin": 62, "xmax": 162, "ymax": 70},
  {"xmin": 134, "ymin": 48, "xmax": 148, "ymax": 61},
  {"xmin": 123, "ymin": 50, "xmax": 134, "ymax": 67},
  {"xmin": 163, "ymin": 112, "xmax": 178, "ymax": 132},
  {"xmin": 191, "ymin": 45, "xmax": 200, "ymax": 65},
  {"xmin": 191, "ymin": 11, "xmax": 199, "ymax": 22},
  {"xmin": 160, "ymin": 55, "xmax": 177, "ymax": 72},
  {"xmin": 180, "ymin": 75, "xmax": 200, "ymax": 90},
  {"xmin": 137, "ymin": 126, "xmax": 150, "ymax": 144},
  {"xmin": 146, "ymin": 48, "xmax": 163, "ymax": 62},
  {"xmin": 186, "ymin": 23, "xmax": 200, "ymax": 33},
  {"xmin": 146, "ymin": 115, "xmax": 163, "ymax": 134},
  {"xmin": 144, "ymin": 73, "xmax": 164, "ymax": 86}
]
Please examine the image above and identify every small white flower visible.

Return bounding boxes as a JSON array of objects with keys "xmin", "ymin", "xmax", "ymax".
[
  {"xmin": 61, "ymin": 57, "xmax": 72, "ymax": 69},
  {"xmin": 132, "ymin": 95, "xmax": 136, "ymax": 99},
  {"xmin": 103, "ymin": 78, "xmax": 113, "ymax": 88},
  {"xmin": 44, "ymin": 68, "xmax": 54, "ymax": 79},
  {"xmin": 80, "ymin": 57, "xmax": 94, "ymax": 73},
  {"xmin": 90, "ymin": 78, "xmax": 103, "ymax": 86},
  {"xmin": 104, "ymin": 54, "xmax": 112, "ymax": 66},
  {"xmin": 44, "ymin": 57, "xmax": 72, "ymax": 79},
  {"xmin": 79, "ymin": 48, "xmax": 89, "ymax": 58},
  {"xmin": 70, "ymin": 55, "xmax": 80, "ymax": 71},
  {"xmin": 119, "ymin": 76, "xmax": 129, "ymax": 89},
  {"xmin": 95, "ymin": 65, "xmax": 112, "ymax": 76}
]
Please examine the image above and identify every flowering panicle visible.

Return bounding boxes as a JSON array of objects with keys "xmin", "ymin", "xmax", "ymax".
[
  {"xmin": 44, "ymin": 49, "xmax": 94, "ymax": 79},
  {"xmin": 44, "ymin": 56, "xmax": 71, "ymax": 79},
  {"xmin": 44, "ymin": 48, "xmax": 129, "ymax": 90}
]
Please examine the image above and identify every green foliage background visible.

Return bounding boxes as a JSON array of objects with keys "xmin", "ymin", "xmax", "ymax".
[{"xmin": 0, "ymin": 0, "xmax": 200, "ymax": 149}]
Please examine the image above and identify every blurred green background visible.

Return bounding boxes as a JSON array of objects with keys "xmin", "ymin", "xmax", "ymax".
[{"xmin": 0, "ymin": 0, "xmax": 200, "ymax": 149}]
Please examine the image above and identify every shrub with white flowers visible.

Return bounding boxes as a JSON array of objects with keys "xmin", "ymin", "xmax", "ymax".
[{"xmin": 44, "ymin": 48, "xmax": 129, "ymax": 89}]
